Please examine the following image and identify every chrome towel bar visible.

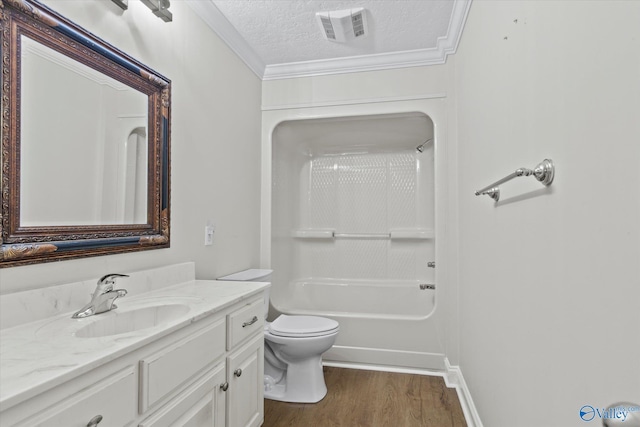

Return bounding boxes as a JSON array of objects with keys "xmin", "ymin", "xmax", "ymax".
[{"xmin": 475, "ymin": 159, "xmax": 554, "ymax": 202}]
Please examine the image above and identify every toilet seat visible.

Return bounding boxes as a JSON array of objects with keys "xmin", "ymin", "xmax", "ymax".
[{"xmin": 268, "ymin": 315, "xmax": 339, "ymax": 338}]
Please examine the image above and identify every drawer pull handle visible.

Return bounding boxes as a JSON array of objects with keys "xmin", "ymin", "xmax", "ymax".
[
  {"xmin": 87, "ymin": 415, "xmax": 103, "ymax": 426},
  {"xmin": 220, "ymin": 382, "xmax": 229, "ymax": 391},
  {"xmin": 242, "ymin": 316, "xmax": 258, "ymax": 328},
  {"xmin": 234, "ymin": 369, "xmax": 242, "ymax": 377}
]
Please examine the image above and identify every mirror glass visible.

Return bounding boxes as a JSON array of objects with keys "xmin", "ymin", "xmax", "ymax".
[
  {"xmin": 1, "ymin": 0, "xmax": 171, "ymax": 267},
  {"xmin": 20, "ymin": 36, "xmax": 148, "ymax": 226}
]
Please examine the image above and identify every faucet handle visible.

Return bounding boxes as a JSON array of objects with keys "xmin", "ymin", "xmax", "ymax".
[
  {"xmin": 95, "ymin": 274, "xmax": 129, "ymax": 293},
  {"xmin": 98, "ymin": 273, "xmax": 129, "ymax": 286}
]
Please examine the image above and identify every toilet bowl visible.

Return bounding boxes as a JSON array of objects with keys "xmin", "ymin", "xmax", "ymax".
[
  {"xmin": 218, "ymin": 269, "xmax": 339, "ymax": 403},
  {"xmin": 264, "ymin": 314, "xmax": 339, "ymax": 403}
]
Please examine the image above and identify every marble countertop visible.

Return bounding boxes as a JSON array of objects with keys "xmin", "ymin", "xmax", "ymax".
[{"xmin": 0, "ymin": 279, "xmax": 269, "ymax": 411}]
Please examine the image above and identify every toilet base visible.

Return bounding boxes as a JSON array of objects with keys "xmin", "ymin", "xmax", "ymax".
[
  {"xmin": 264, "ymin": 381, "xmax": 327, "ymax": 403},
  {"xmin": 263, "ymin": 356, "xmax": 328, "ymax": 403}
]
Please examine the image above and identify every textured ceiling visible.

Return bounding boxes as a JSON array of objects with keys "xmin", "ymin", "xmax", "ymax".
[
  {"xmin": 212, "ymin": 1, "xmax": 455, "ymax": 65},
  {"xmin": 187, "ymin": 0, "xmax": 471, "ymax": 79}
]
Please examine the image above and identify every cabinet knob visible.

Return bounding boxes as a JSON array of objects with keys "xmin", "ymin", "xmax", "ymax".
[
  {"xmin": 87, "ymin": 415, "xmax": 103, "ymax": 426},
  {"xmin": 234, "ymin": 368, "xmax": 242, "ymax": 377},
  {"xmin": 220, "ymin": 382, "xmax": 229, "ymax": 391}
]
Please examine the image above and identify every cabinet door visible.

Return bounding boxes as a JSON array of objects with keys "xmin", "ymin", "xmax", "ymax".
[
  {"xmin": 226, "ymin": 334, "xmax": 264, "ymax": 427},
  {"xmin": 140, "ymin": 318, "xmax": 226, "ymax": 413},
  {"xmin": 139, "ymin": 363, "xmax": 226, "ymax": 427}
]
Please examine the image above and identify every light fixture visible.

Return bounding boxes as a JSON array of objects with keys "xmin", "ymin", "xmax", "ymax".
[
  {"xmin": 316, "ymin": 8, "xmax": 368, "ymax": 43},
  {"xmin": 111, "ymin": 0, "xmax": 172, "ymax": 23}
]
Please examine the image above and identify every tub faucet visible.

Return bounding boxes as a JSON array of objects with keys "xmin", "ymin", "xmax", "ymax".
[{"xmin": 72, "ymin": 274, "xmax": 129, "ymax": 319}]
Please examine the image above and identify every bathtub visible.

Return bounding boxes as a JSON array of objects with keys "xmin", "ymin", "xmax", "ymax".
[{"xmin": 279, "ymin": 278, "xmax": 434, "ymax": 320}]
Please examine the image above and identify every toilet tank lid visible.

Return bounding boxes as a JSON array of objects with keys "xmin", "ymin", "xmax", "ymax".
[{"xmin": 218, "ymin": 269, "xmax": 273, "ymax": 281}]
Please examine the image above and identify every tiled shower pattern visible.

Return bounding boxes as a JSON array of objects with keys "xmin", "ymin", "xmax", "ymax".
[{"xmin": 297, "ymin": 151, "xmax": 434, "ymax": 281}]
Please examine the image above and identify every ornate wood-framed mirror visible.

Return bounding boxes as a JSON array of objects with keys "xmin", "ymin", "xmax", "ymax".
[{"xmin": 1, "ymin": 0, "xmax": 171, "ymax": 267}]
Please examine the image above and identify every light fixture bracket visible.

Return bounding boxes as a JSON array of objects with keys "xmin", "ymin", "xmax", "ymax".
[
  {"xmin": 111, "ymin": 0, "xmax": 172, "ymax": 22},
  {"xmin": 110, "ymin": 0, "xmax": 128, "ymax": 10},
  {"xmin": 141, "ymin": 0, "xmax": 172, "ymax": 22}
]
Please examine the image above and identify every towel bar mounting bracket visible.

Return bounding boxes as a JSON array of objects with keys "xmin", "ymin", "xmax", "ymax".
[{"xmin": 533, "ymin": 159, "xmax": 554, "ymax": 186}]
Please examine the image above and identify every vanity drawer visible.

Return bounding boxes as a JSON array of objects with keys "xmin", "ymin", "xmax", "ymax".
[
  {"xmin": 227, "ymin": 298, "xmax": 264, "ymax": 350},
  {"xmin": 16, "ymin": 366, "xmax": 137, "ymax": 427},
  {"xmin": 140, "ymin": 318, "xmax": 225, "ymax": 413}
]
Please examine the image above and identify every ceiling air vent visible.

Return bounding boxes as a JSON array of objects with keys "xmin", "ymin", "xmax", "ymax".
[
  {"xmin": 351, "ymin": 10, "xmax": 365, "ymax": 38},
  {"xmin": 319, "ymin": 15, "xmax": 336, "ymax": 40},
  {"xmin": 316, "ymin": 8, "xmax": 368, "ymax": 43}
]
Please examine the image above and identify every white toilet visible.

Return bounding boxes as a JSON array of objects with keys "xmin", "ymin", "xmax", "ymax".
[{"xmin": 218, "ymin": 269, "xmax": 339, "ymax": 403}]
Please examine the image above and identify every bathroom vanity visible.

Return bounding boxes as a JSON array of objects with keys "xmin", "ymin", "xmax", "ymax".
[{"xmin": 0, "ymin": 265, "xmax": 268, "ymax": 427}]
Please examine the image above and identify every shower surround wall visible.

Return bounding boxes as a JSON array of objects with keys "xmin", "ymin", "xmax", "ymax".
[
  {"xmin": 269, "ymin": 112, "xmax": 445, "ymax": 369},
  {"xmin": 294, "ymin": 151, "xmax": 433, "ymax": 315}
]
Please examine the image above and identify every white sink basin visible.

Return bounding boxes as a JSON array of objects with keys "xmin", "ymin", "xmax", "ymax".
[{"xmin": 74, "ymin": 304, "xmax": 191, "ymax": 338}]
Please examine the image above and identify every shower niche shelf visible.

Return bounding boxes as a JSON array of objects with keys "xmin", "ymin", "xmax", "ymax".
[{"xmin": 291, "ymin": 228, "xmax": 434, "ymax": 240}]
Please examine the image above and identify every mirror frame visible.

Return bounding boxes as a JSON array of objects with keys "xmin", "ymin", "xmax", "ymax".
[{"xmin": 1, "ymin": 0, "xmax": 171, "ymax": 267}]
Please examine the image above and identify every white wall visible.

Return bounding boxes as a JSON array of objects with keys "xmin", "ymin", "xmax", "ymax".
[
  {"xmin": 455, "ymin": 1, "xmax": 640, "ymax": 426},
  {"xmin": 0, "ymin": 0, "xmax": 262, "ymax": 292},
  {"xmin": 262, "ymin": 66, "xmax": 451, "ymax": 109}
]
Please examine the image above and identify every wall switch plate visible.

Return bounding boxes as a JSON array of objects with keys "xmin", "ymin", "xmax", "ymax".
[{"xmin": 204, "ymin": 224, "xmax": 215, "ymax": 246}]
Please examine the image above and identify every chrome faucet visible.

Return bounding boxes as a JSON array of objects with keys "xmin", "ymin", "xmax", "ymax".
[{"xmin": 72, "ymin": 274, "xmax": 129, "ymax": 319}]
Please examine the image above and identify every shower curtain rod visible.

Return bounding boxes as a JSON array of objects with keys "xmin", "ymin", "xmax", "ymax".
[{"xmin": 475, "ymin": 159, "xmax": 555, "ymax": 202}]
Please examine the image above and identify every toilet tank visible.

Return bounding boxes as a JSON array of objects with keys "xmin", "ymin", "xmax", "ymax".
[
  {"xmin": 218, "ymin": 269, "xmax": 272, "ymax": 282},
  {"xmin": 218, "ymin": 269, "xmax": 273, "ymax": 319}
]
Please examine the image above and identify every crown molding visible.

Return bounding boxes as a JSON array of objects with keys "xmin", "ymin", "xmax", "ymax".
[
  {"xmin": 444, "ymin": 0, "xmax": 473, "ymax": 58},
  {"xmin": 188, "ymin": 0, "xmax": 471, "ymax": 81},
  {"xmin": 184, "ymin": 0, "xmax": 266, "ymax": 79}
]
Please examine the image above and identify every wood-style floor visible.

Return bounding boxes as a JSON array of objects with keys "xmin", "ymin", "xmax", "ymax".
[{"xmin": 263, "ymin": 367, "xmax": 467, "ymax": 427}]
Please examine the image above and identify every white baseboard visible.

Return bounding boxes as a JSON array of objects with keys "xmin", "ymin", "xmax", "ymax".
[{"xmin": 445, "ymin": 358, "xmax": 484, "ymax": 427}]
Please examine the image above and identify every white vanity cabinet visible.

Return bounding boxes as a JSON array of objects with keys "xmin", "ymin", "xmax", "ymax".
[{"xmin": 0, "ymin": 292, "xmax": 266, "ymax": 427}]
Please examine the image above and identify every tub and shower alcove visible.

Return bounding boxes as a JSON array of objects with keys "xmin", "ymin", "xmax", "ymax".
[{"xmin": 267, "ymin": 111, "xmax": 444, "ymax": 370}]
